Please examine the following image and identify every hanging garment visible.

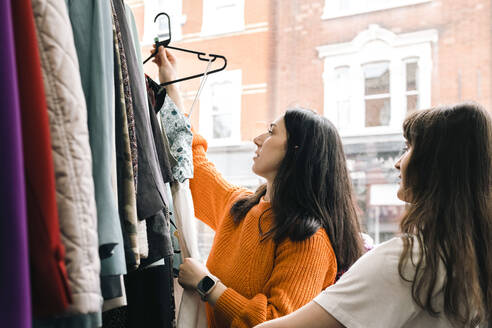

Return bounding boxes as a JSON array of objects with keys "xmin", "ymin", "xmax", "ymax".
[
  {"xmin": 102, "ymin": 306, "xmax": 127, "ymax": 328},
  {"xmin": 112, "ymin": 0, "xmax": 140, "ymax": 272},
  {"xmin": 112, "ymin": 0, "xmax": 168, "ymax": 222},
  {"xmin": 34, "ymin": 314, "xmax": 101, "ymax": 328},
  {"xmin": 0, "ymin": 1, "xmax": 31, "ymax": 326},
  {"xmin": 165, "ymin": 183, "xmax": 182, "ymax": 274},
  {"xmin": 145, "ymin": 76, "xmax": 181, "ymax": 271},
  {"xmin": 160, "ymin": 92, "xmax": 194, "ymax": 183},
  {"xmin": 124, "ymin": 257, "xmax": 176, "ymax": 328},
  {"xmin": 65, "ymin": 0, "xmax": 126, "ymax": 279},
  {"xmin": 31, "ymin": 0, "xmax": 101, "ymax": 318},
  {"xmin": 146, "ymin": 77, "xmax": 174, "ymax": 183},
  {"xmin": 11, "ymin": 0, "xmax": 70, "ymax": 317},
  {"xmin": 156, "ymin": 93, "xmax": 205, "ymax": 328},
  {"xmin": 114, "ymin": 0, "xmax": 173, "ymax": 266},
  {"xmin": 172, "ymin": 181, "xmax": 207, "ymax": 328}
]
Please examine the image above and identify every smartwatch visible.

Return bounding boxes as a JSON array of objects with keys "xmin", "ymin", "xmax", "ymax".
[{"xmin": 196, "ymin": 275, "xmax": 219, "ymax": 301}]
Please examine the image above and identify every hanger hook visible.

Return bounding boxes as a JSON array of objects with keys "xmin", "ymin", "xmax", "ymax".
[
  {"xmin": 154, "ymin": 12, "xmax": 170, "ymax": 23},
  {"xmin": 153, "ymin": 12, "xmax": 172, "ymax": 42}
]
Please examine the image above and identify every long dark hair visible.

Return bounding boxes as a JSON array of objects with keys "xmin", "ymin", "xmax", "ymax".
[
  {"xmin": 230, "ymin": 108, "xmax": 364, "ymax": 272},
  {"xmin": 398, "ymin": 102, "xmax": 492, "ymax": 327}
]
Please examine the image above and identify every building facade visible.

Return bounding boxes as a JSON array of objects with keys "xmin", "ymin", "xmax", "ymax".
[{"xmin": 126, "ymin": 0, "xmax": 492, "ymax": 253}]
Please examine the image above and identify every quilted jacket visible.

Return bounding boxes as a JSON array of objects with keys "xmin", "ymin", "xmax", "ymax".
[{"xmin": 32, "ymin": 0, "xmax": 102, "ymax": 314}]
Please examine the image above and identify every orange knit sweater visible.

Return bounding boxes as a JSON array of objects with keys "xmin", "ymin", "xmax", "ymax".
[{"xmin": 189, "ymin": 133, "xmax": 338, "ymax": 328}]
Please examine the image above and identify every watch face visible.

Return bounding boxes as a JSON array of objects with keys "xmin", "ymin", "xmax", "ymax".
[{"xmin": 200, "ymin": 276, "xmax": 215, "ymax": 292}]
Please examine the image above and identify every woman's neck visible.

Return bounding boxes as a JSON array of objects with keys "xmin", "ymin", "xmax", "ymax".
[{"xmin": 264, "ymin": 181, "xmax": 273, "ymax": 202}]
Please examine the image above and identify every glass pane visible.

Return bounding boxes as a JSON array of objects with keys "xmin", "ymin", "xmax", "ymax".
[
  {"xmin": 406, "ymin": 94, "xmax": 419, "ymax": 114},
  {"xmin": 210, "ymin": 81, "xmax": 233, "ymax": 114},
  {"xmin": 406, "ymin": 62, "xmax": 418, "ymax": 91},
  {"xmin": 365, "ymin": 97, "xmax": 391, "ymax": 127},
  {"xmin": 213, "ymin": 114, "xmax": 233, "ymax": 139},
  {"xmin": 364, "ymin": 62, "xmax": 390, "ymax": 95}
]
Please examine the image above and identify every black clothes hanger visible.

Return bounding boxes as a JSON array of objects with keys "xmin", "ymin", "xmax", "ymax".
[{"xmin": 142, "ymin": 12, "xmax": 227, "ymax": 87}]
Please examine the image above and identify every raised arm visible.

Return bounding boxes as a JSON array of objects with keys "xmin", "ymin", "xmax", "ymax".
[
  {"xmin": 189, "ymin": 132, "xmax": 246, "ymax": 230},
  {"xmin": 152, "ymin": 45, "xmax": 247, "ymax": 229}
]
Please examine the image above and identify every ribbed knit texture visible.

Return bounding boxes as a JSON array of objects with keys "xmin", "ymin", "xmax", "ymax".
[{"xmin": 190, "ymin": 133, "xmax": 338, "ymax": 328}]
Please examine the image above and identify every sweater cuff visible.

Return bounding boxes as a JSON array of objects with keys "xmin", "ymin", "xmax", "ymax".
[{"xmin": 215, "ymin": 288, "xmax": 251, "ymax": 323}]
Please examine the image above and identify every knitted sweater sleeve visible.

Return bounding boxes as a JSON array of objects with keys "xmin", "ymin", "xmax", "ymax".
[
  {"xmin": 189, "ymin": 132, "xmax": 245, "ymax": 230},
  {"xmin": 214, "ymin": 230, "xmax": 338, "ymax": 327}
]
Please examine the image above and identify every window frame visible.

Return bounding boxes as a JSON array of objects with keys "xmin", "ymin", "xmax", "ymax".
[
  {"xmin": 318, "ymin": 25, "xmax": 436, "ymax": 137},
  {"xmin": 322, "ymin": 0, "xmax": 432, "ymax": 20},
  {"xmin": 403, "ymin": 57, "xmax": 420, "ymax": 114},
  {"xmin": 201, "ymin": 0, "xmax": 245, "ymax": 37},
  {"xmin": 199, "ymin": 69, "xmax": 243, "ymax": 146}
]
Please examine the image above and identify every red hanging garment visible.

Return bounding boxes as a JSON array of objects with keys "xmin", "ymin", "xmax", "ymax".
[{"xmin": 11, "ymin": 0, "xmax": 71, "ymax": 317}]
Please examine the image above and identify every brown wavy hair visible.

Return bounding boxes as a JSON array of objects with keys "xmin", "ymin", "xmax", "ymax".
[
  {"xmin": 230, "ymin": 108, "xmax": 364, "ymax": 273},
  {"xmin": 398, "ymin": 103, "xmax": 492, "ymax": 327}
]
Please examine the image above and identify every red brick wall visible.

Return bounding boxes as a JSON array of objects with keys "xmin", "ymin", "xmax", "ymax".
[{"xmin": 129, "ymin": 0, "xmax": 492, "ymax": 143}]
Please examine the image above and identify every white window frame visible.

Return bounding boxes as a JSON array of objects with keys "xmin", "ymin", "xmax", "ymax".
[
  {"xmin": 201, "ymin": 0, "xmax": 245, "ymax": 36},
  {"xmin": 199, "ymin": 69, "xmax": 242, "ymax": 146},
  {"xmin": 317, "ymin": 25, "xmax": 437, "ymax": 137},
  {"xmin": 322, "ymin": 0, "xmax": 432, "ymax": 20},
  {"xmin": 403, "ymin": 57, "xmax": 420, "ymax": 113},
  {"xmin": 143, "ymin": 0, "xmax": 184, "ymax": 45}
]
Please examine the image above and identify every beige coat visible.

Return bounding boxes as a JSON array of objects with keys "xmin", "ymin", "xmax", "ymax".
[{"xmin": 32, "ymin": 0, "xmax": 102, "ymax": 314}]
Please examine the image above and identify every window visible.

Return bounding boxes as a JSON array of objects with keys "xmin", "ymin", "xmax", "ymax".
[
  {"xmin": 318, "ymin": 25, "xmax": 436, "ymax": 136},
  {"xmin": 405, "ymin": 60, "xmax": 419, "ymax": 114},
  {"xmin": 322, "ymin": 0, "xmax": 432, "ymax": 19},
  {"xmin": 368, "ymin": 184, "xmax": 405, "ymax": 244},
  {"xmin": 143, "ymin": 0, "xmax": 184, "ymax": 44},
  {"xmin": 201, "ymin": 0, "xmax": 245, "ymax": 36},
  {"xmin": 363, "ymin": 61, "xmax": 391, "ymax": 127},
  {"xmin": 199, "ymin": 70, "xmax": 242, "ymax": 145}
]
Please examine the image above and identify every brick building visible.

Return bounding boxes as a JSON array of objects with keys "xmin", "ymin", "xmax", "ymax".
[{"xmin": 125, "ymin": 0, "xmax": 492, "ymax": 251}]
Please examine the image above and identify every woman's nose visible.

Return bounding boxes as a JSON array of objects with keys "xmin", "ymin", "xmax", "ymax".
[
  {"xmin": 253, "ymin": 134, "xmax": 265, "ymax": 147},
  {"xmin": 394, "ymin": 157, "xmax": 401, "ymax": 170}
]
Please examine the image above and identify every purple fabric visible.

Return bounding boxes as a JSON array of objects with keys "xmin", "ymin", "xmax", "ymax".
[{"xmin": 0, "ymin": 0, "xmax": 32, "ymax": 327}]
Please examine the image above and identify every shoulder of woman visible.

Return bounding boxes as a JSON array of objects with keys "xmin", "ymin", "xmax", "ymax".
[{"xmin": 278, "ymin": 228, "xmax": 335, "ymax": 256}]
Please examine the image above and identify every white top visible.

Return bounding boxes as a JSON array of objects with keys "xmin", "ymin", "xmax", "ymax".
[{"xmin": 314, "ymin": 237, "xmax": 453, "ymax": 328}]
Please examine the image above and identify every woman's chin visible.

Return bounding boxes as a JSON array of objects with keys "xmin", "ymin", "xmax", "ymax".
[{"xmin": 397, "ymin": 189, "xmax": 410, "ymax": 203}]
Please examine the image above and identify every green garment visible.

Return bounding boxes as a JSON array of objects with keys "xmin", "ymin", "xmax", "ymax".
[{"xmin": 65, "ymin": 0, "xmax": 126, "ymax": 276}]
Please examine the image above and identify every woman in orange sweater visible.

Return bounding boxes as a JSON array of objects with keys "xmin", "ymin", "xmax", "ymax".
[{"xmin": 152, "ymin": 46, "xmax": 364, "ymax": 328}]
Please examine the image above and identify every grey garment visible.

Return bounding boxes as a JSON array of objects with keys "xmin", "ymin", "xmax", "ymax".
[
  {"xmin": 162, "ymin": 123, "xmax": 179, "ymax": 171},
  {"xmin": 113, "ymin": 0, "xmax": 168, "ymax": 220},
  {"xmin": 65, "ymin": 0, "xmax": 126, "ymax": 276},
  {"xmin": 160, "ymin": 95, "xmax": 193, "ymax": 183},
  {"xmin": 165, "ymin": 183, "xmax": 182, "ymax": 272},
  {"xmin": 147, "ymin": 81, "xmax": 174, "ymax": 183},
  {"xmin": 33, "ymin": 312, "xmax": 101, "ymax": 328},
  {"xmin": 161, "ymin": 128, "xmax": 181, "ymax": 271},
  {"xmin": 125, "ymin": 4, "xmax": 145, "ymax": 82},
  {"xmin": 141, "ymin": 208, "xmax": 174, "ymax": 267}
]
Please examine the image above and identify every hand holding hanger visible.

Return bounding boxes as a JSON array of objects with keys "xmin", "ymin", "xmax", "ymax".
[
  {"xmin": 143, "ymin": 12, "xmax": 227, "ymax": 87},
  {"xmin": 152, "ymin": 44, "xmax": 178, "ymax": 85},
  {"xmin": 151, "ymin": 45, "xmax": 185, "ymax": 113}
]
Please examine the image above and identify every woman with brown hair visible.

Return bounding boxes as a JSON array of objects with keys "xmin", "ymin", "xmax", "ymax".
[
  {"xmin": 257, "ymin": 103, "xmax": 492, "ymax": 328},
  {"xmin": 151, "ymin": 45, "xmax": 365, "ymax": 327}
]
